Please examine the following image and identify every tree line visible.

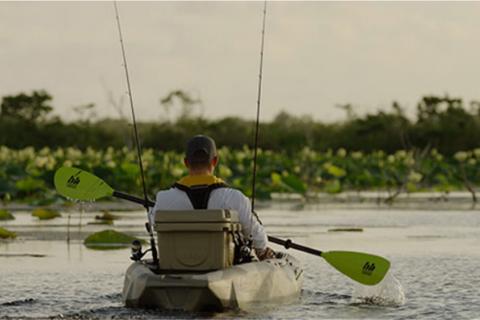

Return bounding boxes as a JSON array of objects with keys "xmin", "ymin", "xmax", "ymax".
[{"xmin": 1, "ymin": 90, "xmax": 480, "ymax": 155}]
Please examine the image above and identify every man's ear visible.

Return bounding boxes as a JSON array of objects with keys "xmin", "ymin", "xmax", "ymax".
[{"xmin": 212, "ymin": 156, "xmax": 218, "ymax": 167}]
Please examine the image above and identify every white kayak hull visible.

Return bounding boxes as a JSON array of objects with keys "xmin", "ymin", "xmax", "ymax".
[{"xmin": 122, "ymin": 253, "xmax": 303, "ymax": 311}]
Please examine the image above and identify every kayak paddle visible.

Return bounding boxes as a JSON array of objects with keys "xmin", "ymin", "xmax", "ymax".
[
  {"xmin": 267, "ymin": 236, "xmax": 390, "ymax": 286},
  {"xmin": 54, "ymin": 166, "xmax": 390, "ymax": 285},
  {"xmin": 54, "ymin": 166, "xmax": 154, "ymax": 207}
]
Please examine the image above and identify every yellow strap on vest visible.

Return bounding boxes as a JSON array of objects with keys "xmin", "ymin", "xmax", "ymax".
[{"xmin": 176, "ymin": 175, "xmax": 225, "ymax": 187}]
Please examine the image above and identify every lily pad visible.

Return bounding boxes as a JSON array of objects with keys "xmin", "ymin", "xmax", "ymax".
[
  {"xmin": 32, "ymin": 208, "xmax": 61, "ymax": 220},
  {"xmin": 0, "ymin": 209, "xmax": 14, "ymax": 221},
  {"xmin": 0, "ymin": 227, "xmax": 16, "ymax": 239},
  {"xmin": 282, "ymin": 174, "xmax": 307, "ymax": 194},
  {"xmin": 324, "ymin": 163, "xmax": 347, "ymax": 178},
  {"xmin": 324, "ymin": 179, "xmax": 342, "ymax": 194},
  {"xmin": 271, "ymin": 172, "xmax": 307, "ymax": 194},
  {"xmin": 84, "ymin": 229, "xmax": 144, "ymax": 250}
]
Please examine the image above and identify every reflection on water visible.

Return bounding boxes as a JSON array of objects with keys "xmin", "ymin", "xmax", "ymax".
[{"xmin": 1, "ymin": 204, "xmax": 480, "ymax": 319}]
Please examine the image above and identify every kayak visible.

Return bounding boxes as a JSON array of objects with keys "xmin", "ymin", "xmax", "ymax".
[
  {"xmin": 122, "ymin": 253, "xmax": 303, "ymax": 311},
  {"xmin": 121, "ymin": 209, "xmax": 303, "ymax": 311}
]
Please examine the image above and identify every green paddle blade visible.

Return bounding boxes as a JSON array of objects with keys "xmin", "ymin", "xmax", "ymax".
[
  {"xmin": 54, "ymin": 167, "xmax": 114, "ymax": 201},
  {"xmin": 322, "ymin": 251, "xmax": 390, "ymax": 286}
]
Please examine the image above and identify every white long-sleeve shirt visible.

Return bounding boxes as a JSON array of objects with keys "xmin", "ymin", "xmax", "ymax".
[{"xmin": 148, "ymin": 186, "xmax": 268, "ymax": 250}]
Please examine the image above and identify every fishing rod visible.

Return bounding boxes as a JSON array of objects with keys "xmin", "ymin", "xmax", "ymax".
[
  {"xmin": 113, "ymin": 1, "xmax": 159, "ymax": 266},
  {"xmin": 250, "ymin": 0, "xmax": 267, "ymax": 224}
]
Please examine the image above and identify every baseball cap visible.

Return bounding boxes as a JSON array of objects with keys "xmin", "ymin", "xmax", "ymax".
[{"xmin": 186, "ymin": 135, "xmax": 217, "ymax": 163}]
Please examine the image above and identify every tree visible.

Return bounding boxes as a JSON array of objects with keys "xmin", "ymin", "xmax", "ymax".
[
  {"xmin": 159, "ymin": 90, "xmax": 203, "ymax": 120},
  {"xmin": 72, "ymin": 103, "xmax": 97, "ymax": 122},
  {"xmin": 413, "ymin": 95, "xmax": 479, "ymax": 154},
  {"xmin": 0, "ymin": 90, "xmax": 53, "ymax": 122}
]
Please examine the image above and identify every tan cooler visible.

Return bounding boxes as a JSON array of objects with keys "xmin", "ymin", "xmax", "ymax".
[{"xmin": 154, "ymin": 209, "xmax": 241, "ymax": 271}]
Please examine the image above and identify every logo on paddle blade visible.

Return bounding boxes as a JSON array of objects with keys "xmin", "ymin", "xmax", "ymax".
[
  {"xmin": 362, "ymin": 261, "xmax": 376, "ymax": 276},
  {"xmin": 67, "ymin": 175, "xmax": 80, "ymax": 189}
]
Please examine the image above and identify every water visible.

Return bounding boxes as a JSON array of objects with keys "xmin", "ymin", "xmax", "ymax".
[{"xmin": 1, "ymin": 204, "xmax": 480, "ymax": 319}]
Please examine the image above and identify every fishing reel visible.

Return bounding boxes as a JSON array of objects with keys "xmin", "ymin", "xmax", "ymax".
[
  {"xmin": 240, "ymin": 243, "xmax": 252, "ymax": 257},
  {"xmin": 130, "ymin": 239, "xmax": 151, "ymax": 261},
  {"xmin": 233, "ymin": 233, "xmax": 253, "ymax": 264}
]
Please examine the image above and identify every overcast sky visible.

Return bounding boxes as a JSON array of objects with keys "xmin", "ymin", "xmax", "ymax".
[{"xmin": 1, "ymin": 1, "xmax": 480, "ymax": 122}]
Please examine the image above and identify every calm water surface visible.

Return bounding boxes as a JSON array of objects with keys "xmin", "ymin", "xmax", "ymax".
[{"xmin": 1, "ymin": 203, "xmax": 479, "ymax": 319}]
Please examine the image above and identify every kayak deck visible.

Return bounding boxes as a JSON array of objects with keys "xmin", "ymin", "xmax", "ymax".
[{"xmin": 122, "ymin": 253, "xmax": 303, "ymax": 311}]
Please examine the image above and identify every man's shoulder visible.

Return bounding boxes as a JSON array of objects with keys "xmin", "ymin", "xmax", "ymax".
[
  {"xmin": 215, "ymin": 185, "xmax": 240, "ymax": 194},
  {"xmin": 155, "ymin": 187, "xmax": 182, "ymax": 199},
  {"xmin": 213, "ymin": 186, "xmax": 248, "ymax": 202}
]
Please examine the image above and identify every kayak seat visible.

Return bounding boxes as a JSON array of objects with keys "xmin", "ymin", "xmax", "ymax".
[{"xmin": 154, "ymin": 209, "xmax": 242, "ymax": 272}]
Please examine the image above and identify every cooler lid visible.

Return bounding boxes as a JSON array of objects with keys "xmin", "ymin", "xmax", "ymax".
[
  {"xmin": 154, "ymin": 209, "xmax": 239, "ymax": 223},
  {"xmin": 154, "ymin": 222, "xmax": 235, "ymax": 232}
]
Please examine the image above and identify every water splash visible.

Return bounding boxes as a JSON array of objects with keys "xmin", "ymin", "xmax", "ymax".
[{"xmin": 351, "ymin": 272, "xmax": 406, "ymax": 306}]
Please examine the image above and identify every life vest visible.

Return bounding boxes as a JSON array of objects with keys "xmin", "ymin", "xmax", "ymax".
[{"xmin": 173, "ymin": 175, "xmax": 228, "ymax": 209}]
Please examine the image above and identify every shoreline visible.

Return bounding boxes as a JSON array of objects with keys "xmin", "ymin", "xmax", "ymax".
[{"xmin": 2, "ymin": 190, "xmax": 478, "ymax": 212}]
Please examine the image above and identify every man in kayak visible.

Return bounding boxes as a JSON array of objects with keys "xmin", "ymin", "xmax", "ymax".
[{"xmin": 148, "ymin": 135, "xmax": 275, "ymax": 261}]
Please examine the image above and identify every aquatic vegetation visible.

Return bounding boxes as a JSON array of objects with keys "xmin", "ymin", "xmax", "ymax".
[
  {"xmin": 84, "ymin": 229, "xmax": 144, "ymax": 249},
  {"xmin": 87, "ymin": 220, "xmax": 114, "ymax": 226},
  {"xmin": 0, "ymin": 253, "xmax": 45, "ymax": 257},
  {"xmin": 94, "ymin": 211, "xmax": 120, "ymax": 221},
  {"xmin": 0, "ymin": 209, "xmax": 14, "ymax": 220},
  {"xmin": 0, "ymin": 227, "xmax": 16, "ymax": 239},
  {"xmin": 31, "ymin": 208, "xmax": 61, "ymax": 220},
  {"xmin": 328, "ymin": 228, "xmax": 363, "ymax": 232},
  {"xmin": 1, "ymin": 146, "xmax": 480, "ymax": 202}
]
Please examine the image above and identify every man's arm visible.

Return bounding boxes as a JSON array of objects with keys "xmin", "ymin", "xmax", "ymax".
[
  {"xmin": 147, "ymin": 192, "xmax": 160, "ymax": 228},
  {"xmin": 229, "ymin": 190, "xmax": 268, "ymax": 251}
]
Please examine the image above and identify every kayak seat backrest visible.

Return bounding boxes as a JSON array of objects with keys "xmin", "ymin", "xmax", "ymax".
[{"xmin": 154, "ymin": 209, "xmax": 241, "ymax": 272}]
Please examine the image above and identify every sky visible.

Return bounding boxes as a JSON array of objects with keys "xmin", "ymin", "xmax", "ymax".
[{"xmin": 1, "ymin": 1, "xmax": 480, "ymax": 123}]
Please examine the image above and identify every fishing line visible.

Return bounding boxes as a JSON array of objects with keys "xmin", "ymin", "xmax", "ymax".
[
  {"xmin": 250, "ymin": 0, "xmax": 267, "ymax": 226},
  {"xmin": 113, "ymin": 1, "xmax": 159, "ymax": 265},
  {"xmin": 113, "ymin": 1, "xmax": 149, "ymax": 209}
]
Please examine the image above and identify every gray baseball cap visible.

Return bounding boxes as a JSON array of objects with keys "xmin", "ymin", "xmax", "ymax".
[{"xmin": 186, "ymin": 135, "xmax": 217, "ymax": 163}]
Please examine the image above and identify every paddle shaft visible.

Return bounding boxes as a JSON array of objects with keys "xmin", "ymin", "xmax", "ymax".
[
  {"xmin": 113, "ymin": 191, "xmax": 155, "ymax": 207},
  {"xmin": 267, "ymin": 236, "xmax": 323, "ymax": 256},
  {"xmin": 112, "ymin": 190, "xmax": 322, "ymax": 257}
]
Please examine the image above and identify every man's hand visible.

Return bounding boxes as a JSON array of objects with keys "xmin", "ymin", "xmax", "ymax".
[{"xmin": 256, "ymin": 247, "xmax": 276, "ymax": 261}]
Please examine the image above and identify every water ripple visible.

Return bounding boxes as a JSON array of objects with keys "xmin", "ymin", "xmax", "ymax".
[{"xmin": 3, "ymin": 209, "xmax": 480, "ymax": 319}]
